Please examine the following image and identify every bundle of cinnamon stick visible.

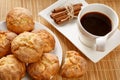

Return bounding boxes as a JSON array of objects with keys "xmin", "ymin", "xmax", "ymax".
[{"xmin": 50, "ymin": 3, "xmax": 83, "ymax": 24}]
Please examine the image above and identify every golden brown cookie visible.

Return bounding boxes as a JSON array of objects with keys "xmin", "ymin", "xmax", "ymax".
[
  {"xmin": 11, "ymin": 32, "xmax": 43, "ymax": 63},
  {"xmin": 60, "ymin": 51, "xmax": 87, "ymax": 78},
  {"xmin": 32, "ymin": 29, "xmax": 55, "ymax": 53},
  {"xmin": 0, "ymin": 55, "xmax": 26, "ymax": 80},
  {"xmin": 27, "ymin": 53, "xmax": 59, "ymax": 80},
  {"xmin": 0, "ymin": 31, "xmax": 17, "ymax": 58},
  {"xmin": 6, "ymin": 7, "xmax": 34, "ymax": 34}
]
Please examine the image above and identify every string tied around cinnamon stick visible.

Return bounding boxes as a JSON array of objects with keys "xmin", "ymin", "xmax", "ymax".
[{"xmin": 64, "ymin": 2, "xmax": 78, "ymax": 21}]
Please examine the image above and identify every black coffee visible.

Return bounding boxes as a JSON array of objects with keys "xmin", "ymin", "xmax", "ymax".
[{"xmin": 80, "ymin": 12, "xmax": 112, "ymax": 36}]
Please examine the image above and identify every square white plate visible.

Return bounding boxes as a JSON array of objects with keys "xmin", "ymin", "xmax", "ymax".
[{"xmin": 39, "ymin": 0, "xmax": 120, "ymax": 63}]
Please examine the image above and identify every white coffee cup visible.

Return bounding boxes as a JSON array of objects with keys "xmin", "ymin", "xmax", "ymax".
[{"xmin": 77, "ymin": 3, "xmax": 119, "ymax": 51}]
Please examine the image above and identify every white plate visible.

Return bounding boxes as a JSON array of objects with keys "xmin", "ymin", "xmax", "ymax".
[
  {"xmin": 0, "ymin": 21, "xmax": 63, "ymax": 80},
  {"xmin": 39, "ymin": 0, "xmax": 120, "ymax": 63}
]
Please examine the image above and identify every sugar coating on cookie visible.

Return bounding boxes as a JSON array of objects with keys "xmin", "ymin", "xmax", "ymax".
[
  {"xmin": 32, "ymin": 29, "xmax": 55, "ymax": 53},
  {"xmin": 6, "ymin": 7, "xmax": 34, "ymax": 34},
  {"xmin": 27, "ymin": 53, "xmax": 59, "ymax": 80},
  {"xmin": 0, "ymin": 31, "xmax": 17, "ymax": 58},
  {"xmin": 0, "ymin": 55, "xmax": 26, "ymax": 80},
  {"xmin": 61, "ymin": 51, "xmax": 87, "ymax": 78},
  {"xmin": 11, "ymin": 32, "xmax": 43, "ymax": 63}
]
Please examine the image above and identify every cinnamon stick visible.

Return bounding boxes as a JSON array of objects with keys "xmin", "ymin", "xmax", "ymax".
[
  {"xmin": 74, "ymin": 10, "xmax": 81, "ymax": 16},
  {"xmin": 54, "ymin": 10, "xmax": 80, "ymax": 24},
  {"xmin": 54, "ymin": 15, "xmax": 68, "ymax": 22},
  {"xmin": 50, "ymin": 3, "xmax": 83, "ymax": 24},
  {"xmin": 52, "ymin": 7, "xmax": 66, "ymax": 13},
  {"xmin": 54, "ymin": 10, "xmax": 80, "ymax": 22},
  {"xmin": 50, "ymin": 8, "xmax": 81, "ymax": 19},
  {"xmin": 50, "ymin": 10, "xmax": 67, "ymax": 19},
  {"xmin": 73, "ymin": 4, "xmax": 82, "ymax": 11},
  {"xmin": 52, "ymin": 3, "xmax": 82, "ymax": 13},
  {"xmin": 56, "ymin": 17, "xmax": 69, "ymax": 24}
]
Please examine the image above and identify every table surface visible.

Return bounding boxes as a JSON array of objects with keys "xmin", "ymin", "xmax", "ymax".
[{"xmin": 0, "ymin": 0, "xmax": 120, "ymax": 80}]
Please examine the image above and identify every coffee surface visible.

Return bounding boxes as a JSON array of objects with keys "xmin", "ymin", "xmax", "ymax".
[{"xmin": 80, "ymin": 12, "xmax": 112, "ymax": 36}]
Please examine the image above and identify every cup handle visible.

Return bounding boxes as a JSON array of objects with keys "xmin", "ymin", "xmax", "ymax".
[{"xmin": 96, "ymin": 36, "xmax": 108, "ymax": 51}]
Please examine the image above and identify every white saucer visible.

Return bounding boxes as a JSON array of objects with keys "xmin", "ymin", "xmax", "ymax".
[
  {"xmin": 39, "ymin": 0, "xmax": 120, "ymax": 63},
  {"xmin": 0, "ymin": 21, "xmax": 63, "ymax": 80}
]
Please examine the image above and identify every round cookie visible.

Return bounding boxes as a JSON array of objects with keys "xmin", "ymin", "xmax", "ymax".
[
  {"xmin": 32, "ymin": 29, "xmax": 55, "ymax": 53},
  {"xmin": 0, "ymin": 31, "xmax": 17, "ymax": 58},
  {"xmin": 0, "ymin": 55, "xmax": 26, "ymax": 80},
  {"xmin": 11, "ymin": 32, "xmax": 43, "ymax": 63},
  {"xmin": 6, "ymin": 7, "xmax": 34, "ymax": 34},
  {"xmin": 27, "ymin": 53, "xmax": 59, "ymax": 80},
  {"xmin": 60, "ymin": 51, "xmax": 87, "ymax": 78}
]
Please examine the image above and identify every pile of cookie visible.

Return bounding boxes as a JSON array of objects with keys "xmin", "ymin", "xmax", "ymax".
[{"xmin": 0, "ymin": 7, "xmax": 87, "ymax": 80}]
